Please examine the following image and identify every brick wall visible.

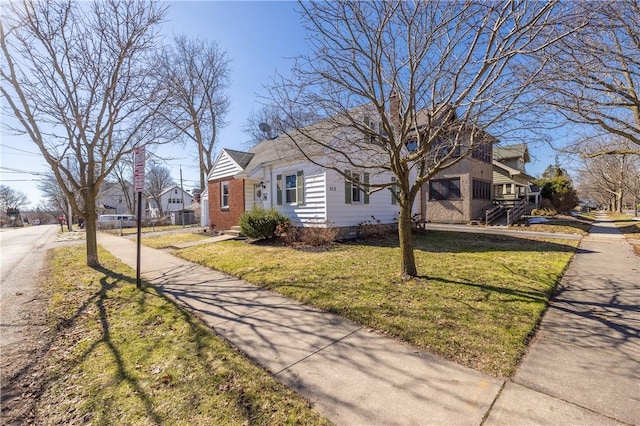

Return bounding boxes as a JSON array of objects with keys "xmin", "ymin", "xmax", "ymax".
[{"xmin": 208, "ymin": 177, "xmax": 245, "ymax": 230}]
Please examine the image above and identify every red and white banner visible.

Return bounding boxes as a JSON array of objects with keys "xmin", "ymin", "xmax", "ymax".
[{"xmin": 133, "ymin": 146, "xmax": 145, "ymax": 192}]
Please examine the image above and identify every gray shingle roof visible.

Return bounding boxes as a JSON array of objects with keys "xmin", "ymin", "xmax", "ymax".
[
  {"xmin": 493, "ymin": 143, "xmax": 529, "ymax": 162},
  {"xmin": 224, "ymin": 149, "xmax": 254, "ymax": 168}
]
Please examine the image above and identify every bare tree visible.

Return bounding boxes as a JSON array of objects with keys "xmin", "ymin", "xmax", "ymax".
[
  {"xmin": 111, "ymin": 153, "xmax": 136, "ymax": 214},
  {"xmin": 268, "ymin": 1, "xmax": 571, "ymax": 277},
  {"xmin": 577, "ymin": 138, "xmax": 640, "ymax": 212},
  {"xmin": 242, "ymin": 103, "xmax": 320, "ymax": 147},
  {"xmin": 37, "ymin": 174, "xmax": 71, "ymax": 215},
  {"xmin": 1, "ymin": 0, "xmax": 170, "ymax": 266},
  {"xmin": 145, "ymin": 164, "xmax": 175, "ymax": 218},
  {"xmin": 532, "ymin": 0, "xmax": 639, "ymax": 156},
  {"xmin": 0, "ymin": 185, "xmax": 28, "ymax": 226},
  {"xmin": 156, "ymin": 35, "xmax": 231, "ymax": 192},
  {"xmin": 0, "ymin": 185, "xmax": 28, "ymax": 210}
]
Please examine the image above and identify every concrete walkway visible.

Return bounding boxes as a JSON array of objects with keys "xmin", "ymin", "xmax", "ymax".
[
  {"xmin": 97, "ymin": 215, "xmax": 639, "ymax": 425},
  {"xmin": 486, "ymin": 214, "xmax": 639, "ymax": 425}
]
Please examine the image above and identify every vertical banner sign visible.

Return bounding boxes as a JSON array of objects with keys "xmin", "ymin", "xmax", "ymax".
[
  {"xmin": 134, "ymin": 146, "xmax": 146, "ymax": 192},
  {"xmin": 134, "ymin": 146, "xmax": 145, "ymax": 289}
]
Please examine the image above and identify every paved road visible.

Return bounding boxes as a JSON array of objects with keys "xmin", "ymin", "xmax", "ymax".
[{"xmin": 0, "ymin": 225, "xmax": 59, "ymax": 349}]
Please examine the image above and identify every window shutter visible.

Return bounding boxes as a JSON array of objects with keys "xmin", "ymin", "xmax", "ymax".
[
  {"xmin": 296, "ymin": 170, "xmax": 304, "ymax": 205},
  {"xmin": 344, "ymin": 170, "xmax": 352, "ymax": 204},
  {"xmin": 391, "ymin": 176, "xmax": 397, "ymax": 205},
  {"xmin": 276, "ymin": 174, "xmax": 282, "ymax": 205},
  {"xmin": 363, "ymin": 172, "xmax": 370, "ymax": 205}
]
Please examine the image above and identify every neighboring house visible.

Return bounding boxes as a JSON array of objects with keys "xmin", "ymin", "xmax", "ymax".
[
  {"xmin": 147, "ymin": 185, "xmax": 195, "ymax": 219},
  {"xmin": 492, "ymin": 143, "xmax": 540, "ymax": 209},
  {"xmin": 420, "ymin": 136, "xmax": 495, "ymax": 224},
  {"xmin": 97, "ymin": 181, "xmax": 135, "ymax": 215}
]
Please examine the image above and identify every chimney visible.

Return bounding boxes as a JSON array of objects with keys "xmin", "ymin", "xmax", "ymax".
[{"xmin": 390, "ymin": 91, "xmax": 400, "ymax": 129}]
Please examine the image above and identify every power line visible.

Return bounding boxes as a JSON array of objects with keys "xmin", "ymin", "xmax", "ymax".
[
  {"xmin": 0, "ymin": 144, "xmax": 41, "ymax": 156},
  {"xmin": 0, "ymin": 166, "xmax": 50, "ymax": 176}
]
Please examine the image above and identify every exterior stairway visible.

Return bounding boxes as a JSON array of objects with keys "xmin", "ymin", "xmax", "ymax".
[
  {"xmin": 223, "ymin": 225, "xmax": 243, "ymax": 238},
  {"xmin": 486, "ymin": 199, "xmax": 527, "ymax": 226}
]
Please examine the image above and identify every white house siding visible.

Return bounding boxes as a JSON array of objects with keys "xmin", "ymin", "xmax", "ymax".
[
  {"xmin": 271, "ymin": 162, "xmax": 328, "ymax": 225},
  {"xmin": 148, "ymin": 186, "xmax": 195, "ymax": 218},
  {"xmin": 200, "ymin": 189, "xmax": 209, "ymax": 226},
  {"xmin": 208, "ymin": 151, "xmax": 243, "ymax": 181},
  {"xmin": 325, "ymin": 169, "xmax": 400, "ymax": 228}
]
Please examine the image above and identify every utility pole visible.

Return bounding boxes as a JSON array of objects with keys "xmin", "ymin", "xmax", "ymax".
[{"xmin": 180, "ymin": 165, "xmax": 185, "ymax": 228}]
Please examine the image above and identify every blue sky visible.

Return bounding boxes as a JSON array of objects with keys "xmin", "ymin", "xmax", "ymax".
[{"xmin": 1, "ymin": 1, "xmax": 559, "ymax": 208}]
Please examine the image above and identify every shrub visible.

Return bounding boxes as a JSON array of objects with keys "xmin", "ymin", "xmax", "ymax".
[
  {"xmin": 531, "ymin": 208, "xmax": 557, "ymax": 217},
  {"xmin": 281, "ymin": 222, "xmax": 338, "ymax": 248},
  {"xmin": 358, "ymin": 216, "xmax": 393, "ymax": 239},
  {"xmin": 239, "ymin": 208, "xmax": 290, "ymax": 240},
  {"xmin": 299, "ymin": 226, "xmax": 339, "ymax": 247}
]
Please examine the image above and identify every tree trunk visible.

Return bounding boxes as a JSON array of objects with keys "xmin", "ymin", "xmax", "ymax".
[
  {"xmin": 397, "ymin": 203, "xmax": 417, "ymax": 278},
  {"xmin": 84, "ymin": 209, "xmax": 100, "ymax": 267}
]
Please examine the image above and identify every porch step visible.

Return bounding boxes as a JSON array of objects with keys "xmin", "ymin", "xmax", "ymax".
[{"xmin": 223, "ymin": 226, "xmax": 243, "ymax": 238}]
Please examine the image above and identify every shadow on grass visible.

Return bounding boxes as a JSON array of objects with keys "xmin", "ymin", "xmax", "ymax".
[
  {"xmin": 614, "ymin": 220, "xmax": 640, "ymax": 236},
  {"xmin": 347, "ymin": 231, "xmax": 583, "ymax": 255},
  {"xmin": 85, "ymin": 266, "xmax": 163, "ymax": 424}
]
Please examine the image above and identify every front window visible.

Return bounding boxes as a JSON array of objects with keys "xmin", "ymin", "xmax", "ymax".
[
  {"xmin": 472, "ymin": 142, "xmax": 492, "ymax": 163},
  {"xmin": 285, "ymin": 174, "xmax": 297, "ymax": 204},
  {"xmin": 472, "ymin": 179, "xmax": 491, "ymax": 199},
  {"xmin": 221, "ymin": 182, "xmax": 229, "ymax": 208},
  {"xmin": 429, "ymin": 178, "xmax": 461, "ymax": 200},
  {"xmin": 351, "ymin": 173, "xmax": 361, "ymax": 203}
]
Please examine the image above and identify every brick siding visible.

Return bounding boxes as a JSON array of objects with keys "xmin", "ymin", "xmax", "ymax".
[{"xmin": 208, "ymin": 177, "xmax": 245, "ymax": 230}]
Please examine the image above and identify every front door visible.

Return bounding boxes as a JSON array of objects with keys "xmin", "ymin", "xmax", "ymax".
[{"xmin": 253, "ymin": 183, "xmax": 265, "ymax": 209}]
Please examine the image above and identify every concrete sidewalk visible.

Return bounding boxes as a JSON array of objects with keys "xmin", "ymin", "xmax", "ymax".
[
  {"xmin": 97, "ymin": 215, "xmax": 639, "ymax": 425},
  {"xmin": 486, "ymin": 214, "xmax": 639, "ymax": 425}
]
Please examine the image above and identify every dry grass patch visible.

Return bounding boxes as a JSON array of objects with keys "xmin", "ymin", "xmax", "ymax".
[
  {"xmin": 177, "ymin": 231, "xmax": 578, "ymax": 377},
  {"xmin": 140, "ymin": 232, "xmax": 212, "ymax": 249},
  {"xmin": 609, "ymin": 213, "xmax": 640, "ymax": 256},
  {"xmin": 511, "ymin": 215, "xmax": 592, "ymax": 235},
  {"xmin": 23, "ymin": 246, "xmax": 329, "ymax": 425}
]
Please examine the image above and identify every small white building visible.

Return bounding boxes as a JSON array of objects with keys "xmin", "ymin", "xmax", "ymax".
[
  {"xmin": 97, "ymin": 181, "xmax": 135, "ymax": 215},
  {"xmin": 147, "ymin": 185, "xmax": 195, "ymax": 219}
]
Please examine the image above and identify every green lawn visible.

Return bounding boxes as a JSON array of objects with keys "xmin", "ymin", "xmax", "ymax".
[
  {"xmin": 176, "ymin": 231, "xmax": 579, "ymax": 377},
  {"xmin": 34, "ymin": 246, "xmax": 329, "ymax": 425}
]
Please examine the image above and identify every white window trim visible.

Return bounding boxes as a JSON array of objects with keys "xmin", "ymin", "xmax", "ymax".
[
  {"xmin": 221, "ymin": 181, "xmax": 230, "ymax": 209},
  {"xmin": 285, "ymin": 173, "xmax": 297, "ymax": 205}
]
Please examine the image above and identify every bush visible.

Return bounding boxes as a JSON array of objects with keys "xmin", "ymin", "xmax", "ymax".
[
  {"xmin": 358, "ymin": 216, "xmax": 393, "ymax": 239},
  {"xmin": 239, "ymin": 208, "xmax": 290, "ymax": 240},
  {"xmin": 531, "ymin": 208, "xmax": 557, "ymax": 217},
  {"xmin": 281, "ymin": 222, "xmax": 338, "ymax": 248}
]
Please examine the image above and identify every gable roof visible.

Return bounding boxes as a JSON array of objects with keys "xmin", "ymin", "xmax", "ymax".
[
  {"xmin": 221, "ymin": 104, "xmax": 498, "ymax": 180},
  {"xmin": 224, "ymin": 149, "xmax": 254, "ymax": 168},
  {"xmin": 493, "ymin": 159, "xmax": 535, "ymax": 182},
  {"xmin": 494, "ymin": 143, "xmax": 530, "ymax": 162},
  {"xmin": 158, "ymin": 185, "xmax": 192, "ymax": 197},
  {"xmin": 236, "ymin": 118, "xmax": 336, "ymax": 178}
]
